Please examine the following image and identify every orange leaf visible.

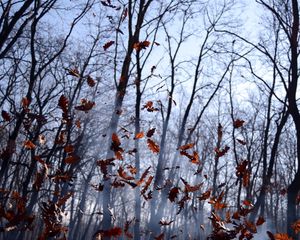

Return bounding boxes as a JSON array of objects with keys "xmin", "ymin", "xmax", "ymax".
[
  {"xmin": 198, "ymin": 190, "xmax": 211, "ymax": 201},
  {"xmin": 24, "ymin": 140, "xmax": 36, "ymax": 149},
  {"xmin": 118, "ymin": 167, "xmax": 134, "ymax": 180},
  {"xmin": 178, "ymin": 143, "xmax": 194, "ymax": 151},
  {"xmin": 274, "ymin": 233, "xmax": 292, "ymax": 240},
  {"xmin": 292, "ymin": 220, "xmax": 300, "ymax": 234},
  {"xmin": 134, "ymin": 132, "xmax": 144, "ymax": 139},
  {"xmin": 147, "ymin": 139, "xmax": 159, "ymax": 153},
  {"xmin": 133, "ymin": 41, "xmax": 150, "ymax": 51}
]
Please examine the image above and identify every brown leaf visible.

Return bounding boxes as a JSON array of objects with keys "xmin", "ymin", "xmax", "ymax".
[
  {"xmin": 237, "ymin": 138, "xmax": 246, "ymax": 145},
  {"xmin": 198, "ymin": 190, "xmax": 211, "ymax": 201},
  {"xmin": 233, "ymin": 119, "xmax": 245, "ymax": 128},
  {"xmin": 64, "ymin": 145, "xmax": 74, "ymax": 153},
  {"xmin": 136, "ymin": 166, "xmax": 151, "ymax": 186},
  {"xmin": 133, "ymin": 41, "xmax": 151, "ymax": 51},
  {"xmin": 147, "ymin": 139, "xmax": 159, "ymax": 153},
  {"xmin": 256, "ymin": 216, "xmax": 265, "ymax": 226},
  {"xmin": 87, "ymin": 75, "xmax": 96, "ymax": 87},
  {"xmin": 22, "ymin": 97, "xmax": 30, "ymax": 109},
  {"xmin": 154, "ymin": 233, "xmax": 164, "ymax": 240},
  {"xmin": 58, "ymin": 95, "xmax": 69, "ymax": 113},
  {"xmin": 94, "ymin": 227, "xmax": 122, "ymax": 238},
  {"xmin": 64, "ymin": 154, "xmax": 80, "ymax": 164},
  {"xmin": 103, "ymin": 41, "xmax": 115, "ymax": 50},
  {"xmin": 118, "ymin": 167, "xmax": 134, "ymax": 180},
  {"xmin": 168, "ymin": 187, "xmax": 179, "ymax": 202},
  {"xmin": 146, "ymin": 128, "xmax": 156, "ymax": 137},
  {"xmin": 75, "ymin": 99, "xmax": 95, "ymax": 112},
  {"xmin": 1, "ymin": 110, "xmax": 11, "ymax": 121}
]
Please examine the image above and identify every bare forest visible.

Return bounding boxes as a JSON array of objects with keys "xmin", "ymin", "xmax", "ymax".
[{"xmin": 0, "ymin": 0, "xmax": 300, "ymax": 239}]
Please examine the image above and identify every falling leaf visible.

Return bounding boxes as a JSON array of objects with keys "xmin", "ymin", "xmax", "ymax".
[
  {"xmin": 94, "ymin": 227, "xmax": 122, "ymax": 238},
  {"xmin": 64, "ymin": 145, "xmax": 74, "ymax": 153},
  {"xmin": 121, "ymin": 8, "xmax": 127, "ymax": 21},
  {"xmin": 233, "ymin": 119, "xmax": 245, "ymax": 128},
  {"xmin": 68, "ymin": 68, "xmax": 80, "ymax": 77},
  {"xmin": 142, "ymin": 101, "xmax": 159, "ymax": 112},
  {"xmin": 256, "ymin": 216, "xmax": 265, "ymax": 226},
  {"xmin": 110, "ymin": 133, "xmax": 124, "ymax": 160},
  {"xmin": 147, "ymin": 139, "xmax": 159, "ymax": 153},
  {"xmin": 198, "ymin": 190, "xmax": 211, "ymax": 201},
  {"xmin": 159, "ymin": 220, "xmax": 174, "ymax": 226},
  {"xmin": 214, "ymin": 146, "xmax": 230, "ymax": 158},
  {"xmin": 141, "ymin": 176, "xmax": 153, "ymax": 196},
  {"xmin": 133, "ymin": 41, "xmax": 151, "ymax": 51},
  {"xmin": 154, "ymin": 233, "xmax": 164, "ymax": 240},
  {"xmin": 24, "ymin": 140, "xmax": 36, "ymax": 149},
  {"xmin": 168, "ymin": 187, "xmax": 179, "ymax": 202},
  {"xmin": 146, "ymin": 128, "xmax": 156, "ymax": 137},
  {"xmin": 136, "ymin": 166, "xmax": 151, "ymax": 186},
  {"xmin": 87, "ymin": 75, "xmax": 96, "ymax": 87},
  {"xmin": 75, "ymin": 119, "xmax": 81, "ymax": 128},
  {"xmin": 58, "ymin": 95, "xmax": 69, "ymax": 113},
  {"xmin": 134, "ymin": 132, "xmax": 144, "ymax": 140},
  {"xmin": 57, "ymin": 192, "xmax": 73, "ymax": 207},
  {"xmin": 178, "ymin": 143, "xmax": 195, "ymax": 151},
  {"xmin": 118, "ymin": 167, "xmax": 134, "ymax": 180},
  {"xmin": 292, "ymin": 220, "xmax": 300, "ymax": 234},
  {"xmin": 75, "ymin": 99, "xmax": 95, "ymax": 112},
  {"xmin": 103, "ymin": 41, "xmax": 115, "ymax": 50},
  {"xmin": 273, "ymin": 233, "xmax": 292, "ymax": 240},
  {"xmin": 237, "ymin": 138, "xmax": 246, "ymax": 145},
  {"xmin": 1, "ymin": 110, "xmax": 11, "ymax": 121},
  {"xmin": 22, "ymin": 97, "xmax": 30, "ymax": 109},
  {"xmin": 64, "ymin": 154, "xmax": 80, "ymax": 164}
]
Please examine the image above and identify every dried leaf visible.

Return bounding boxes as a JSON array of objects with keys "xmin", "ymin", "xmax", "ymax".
[
  {"xmin": 64, "ymin": 145, "xmax": 74, "ymax": 153},
  {"xmin": 75, "ymin": 99, "xmax": 95, "ymax": 112},
  {"xmin": 133, "ymin": 41, "xmax": 151, "ymax": 51},
  {"xmin": 146, "ymin": 128, "xmax": 156, "ymax": 137},
  {"xmin": 292, "ymin": 219, "xmax": 300, "ymax": 234},
  {"xmin": 87, "ymin": 75, "xmax": 96, "ymax": 87},
  {"xmin": 64, "ymin": 154, "xmax": 80, "ymax": 164},
  {"xmin": 178, "ymin": 143, "xmax": 195, "ymax": 151},
  {"xmin": 256, "ymin": 216, "xmax": 265, "ymax": 226},
  {"xmin": 1, "ymin": 110, "xmax": 11, "ymax": 121},
  {"xmin": 147, "ymin": 139, "xmax": 159, "ymax": 153},
  {"xmin": 168, "ymin": 187, "xmax": 179, "ymax": 202},
  {"xmin": 233, "ymin": 119, "xmax": 245, "ymax": 128},
  {"xmin": 24, "ymin": 140, "xmax": 36, "ymax": 149},
  {"xmin": 103, "ymin": 41, "xmax": 115, "ymax": 50},
  {"xmin": 134, "ymin": 132, "xmax": 144, "ymax": 140},
  {"xmin": 159, "ymin": 220, "xmax": 174, "ymax": 226}
]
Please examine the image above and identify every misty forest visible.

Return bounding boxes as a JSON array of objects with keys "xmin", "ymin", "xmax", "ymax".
[{"xmin": 1, "ymin": 0, "xmax": 300, "ymax": 239}]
